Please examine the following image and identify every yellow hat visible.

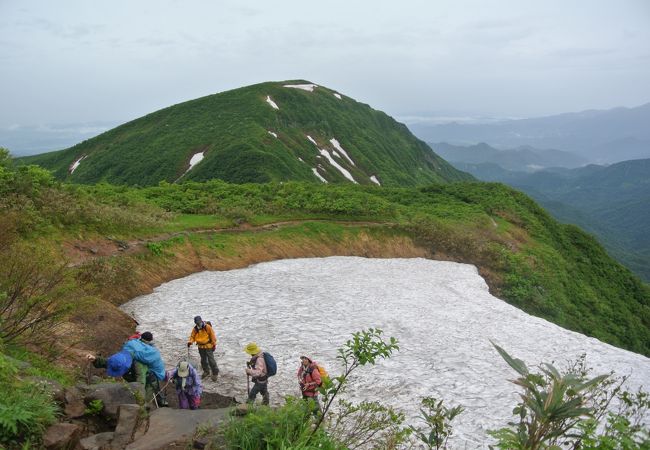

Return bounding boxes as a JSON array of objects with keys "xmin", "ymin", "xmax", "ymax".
[{"xmin": 244, "ymin": 342, "xmax": 261, "ymax": 355}]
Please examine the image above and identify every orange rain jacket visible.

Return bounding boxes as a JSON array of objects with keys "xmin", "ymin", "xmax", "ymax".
[{"xmin": 188, "ymin": 322, "xmax": 217, "ymax": 349}]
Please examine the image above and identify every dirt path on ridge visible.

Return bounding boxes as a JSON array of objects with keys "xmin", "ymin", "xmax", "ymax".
[{"xmin": 63, "ymin": 219, "xmax": 393, "ymax": 267}]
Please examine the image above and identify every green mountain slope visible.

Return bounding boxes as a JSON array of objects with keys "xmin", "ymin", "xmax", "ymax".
[
  {"xmin": 454, "ymin": 159, "xmax": 650, "ymax": 281},
  {"xmin": 19, "ymin": 81, "xmax": 471, "ymax": 187},
  {"xmin": 1, "ymin": 163, "xmax": 648, "ymax": 355}
]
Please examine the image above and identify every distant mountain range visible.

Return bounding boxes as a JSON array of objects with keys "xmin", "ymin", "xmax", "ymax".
[
  {"xmin": 17, "ymin": 81, "xmax": 471, "ymax": 187},
  {"xmin": 410, "ymin": 103, "xmax": 650, "ymax": 164},
  {"xmin": 453, "ymin": 157, "xmax": 650, "ymax": 281},
  {"xmin": 431, "ymin": 142, "xmax": 587, "ymax": 172}
]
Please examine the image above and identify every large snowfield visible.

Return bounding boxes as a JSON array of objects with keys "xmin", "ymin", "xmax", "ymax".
[{"xmin": 121, "ymin": 257, "xmax": 649, "ymax": 448}]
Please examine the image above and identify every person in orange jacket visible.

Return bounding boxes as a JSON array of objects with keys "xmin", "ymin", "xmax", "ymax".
[{"xmin": 187, "ymin": 316, "xmax": 219, "ymax": 381}]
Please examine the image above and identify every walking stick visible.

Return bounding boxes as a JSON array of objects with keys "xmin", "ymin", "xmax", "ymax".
[{"xmin": 247, "ymin": 374, "xmax": 250, "ymax": 396}]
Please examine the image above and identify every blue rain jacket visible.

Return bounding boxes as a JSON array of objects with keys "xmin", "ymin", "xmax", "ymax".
[{"xmin": 122, "ymin": 339, "xmax": 166, "ymax": 380}]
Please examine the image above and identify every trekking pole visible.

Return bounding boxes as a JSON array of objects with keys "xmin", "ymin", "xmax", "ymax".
[{"xmin": 247, "ymin": 374, "xmax": 250, "ymax": 396}]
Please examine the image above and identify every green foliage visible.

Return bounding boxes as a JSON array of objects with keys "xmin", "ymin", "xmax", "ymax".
[
  {"xmin": 0, "ymin": 147, "xmax": 12, "ymax": 168},
  {"xmin": 0, "ymin": 353, "xmax": 58, "ymax": 448},
  {"xmin": 314, "ymin": 328, "xmax": 399, "ymax": 437},
  {"xmin": 0, "ymin": 242, "xmax": 76, "ymax": 344},
  {"xmin": 410, "ymin": 397, "xmax": 464, "ymax": 449},
  {"xmin": 146, "ymin": 242, "xmax": 164, "ymax": 256},
  {"xmin": 489, "ymin": 343, "xmax": 630, "ymax": 450},
  {"xmin": 84, "ymin": 399, "xmax": 104, "ymax": 416},
  {"xmin": 221, "ymin": 398, "xmax": 338, "ymax": 449},
  {"xmin": 577, "ymin": 389, "xmax": 650, "ymax": 449},
  {"xmin": 328, "ymin": 399, "xmax": 410, "ymax": 449}
]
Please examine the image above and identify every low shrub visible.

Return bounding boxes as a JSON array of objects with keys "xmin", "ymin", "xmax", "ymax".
[{"xmin": 0, "ymin": 353, "xmax": 58, "ymax": 448}]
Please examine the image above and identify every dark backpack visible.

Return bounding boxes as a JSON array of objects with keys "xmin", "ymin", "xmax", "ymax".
[{"xmin": 263, "ymin": 352, "xmax": 277, "ymax": 377}]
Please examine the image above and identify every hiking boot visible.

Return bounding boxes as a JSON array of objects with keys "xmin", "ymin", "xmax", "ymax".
[
  {"xmin": 202, "ymin": 371, "xmax": 210, "ymax": 378},
  {"xmin": 211, "ymin": 374, "xmax": 218, "ymax": 382}
]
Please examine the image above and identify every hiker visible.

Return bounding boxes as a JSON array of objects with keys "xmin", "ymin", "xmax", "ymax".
[
  {"xmin": 297, "ymin": 356, "xmax": 322, "ymax": 412},
  {"xmin": 169, "ymin": 361, "xmax": 202, "ymax": 410},
  {"xmin": 187, "ymin": 316, "xmax": 219, "ymax": 381},
  {"xmin": 87, "ymin": 331, "xmax": 168, "ymax": 407},
  {"xmin": 244, "ymin": 342, "xmax": 269, "ymax": 405}
]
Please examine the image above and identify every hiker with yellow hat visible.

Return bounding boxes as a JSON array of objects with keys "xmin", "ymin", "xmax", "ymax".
[{"xmin": 244, "ymin": 342, "xmax": 270, "ymax": 405}]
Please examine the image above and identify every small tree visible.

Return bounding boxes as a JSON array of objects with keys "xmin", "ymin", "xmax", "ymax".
[
  {"xmin": 328, "ymin": 399, "xmax": 410, "ymax": 449},
  {"xmin": 0, "ymin": 147, "xmax": 12, "ymax": 168},
  {"xmin": 0, "ymin": 242, "xmax": 74, "ymax": 344},
  {"xmin": 310, "ymin": 328, "xmax": 399, "ymax": 438},
  {"xmin": 410, "ymin": 396, "xmax": 464, "ymax": 449}
]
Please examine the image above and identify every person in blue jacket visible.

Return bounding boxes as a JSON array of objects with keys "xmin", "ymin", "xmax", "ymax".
[{"xmin": 88, "ymin": 331, "xmax": 167, "ymax": 407}]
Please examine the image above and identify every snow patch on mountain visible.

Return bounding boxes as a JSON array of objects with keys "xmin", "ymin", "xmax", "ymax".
[
  {"xmin": 329, "ymin": 138, "xmax": 355, "ymax": 166},
  {"xmin": 370, "ymin": 175, "xmax": 381, "ymax": 185},
  {"xmin": 188, "ymin": 152, "xmax": 204, "ymax": 170},
  {"xmin": 122, "ymin": 257, "xmax": 650, "ymax": 448},
  {"xmin": 283, "ymin": 83, "xmax": 318, "ymax": 92},
  {"xmin": 319, "ymin": 148, "xmax": 357, "ymax": 183},
  {"xmin": 306, "ymin": 135, "xmax": 318, "ymax": 146},
  {"xmin": 266, "ymin": 96, "xmax": 279, "ymax": 110},
  {"xmin": 268, "ymin": 131, "xmax": 278, "ymax": 138},
  {"xmin": 333, "ymin": 93, "xmax": 342, "ymax": 100},
  {"xmin": 69, "ymin": 155, "xmax": 87, "ymax": 174},
  {"xmin": 312, "ymin": 168, "xmax": 328, "ymax": 183}
]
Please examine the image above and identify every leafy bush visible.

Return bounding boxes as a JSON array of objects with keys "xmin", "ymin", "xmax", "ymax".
[
  {"xmin": 84, "ymin": 399, "xmax": 104, "ymax": 416},
  {"xmin": 0, "ymin": 353, "xmax": 58, "ymax": 448},
  {"xmin": 489, "ymin": 343, "xmax": 650, "ymax": 449},
  {"xmin": 221, "ymin": 398, "xmax": 338, "ymax": 449},
  {"xmin": 410, "ymin": 397, "xmax": 464, "ymax": 449},
  {"xmin": 0, "ymin": 242, "xmax": 75, "ymax": 344}
]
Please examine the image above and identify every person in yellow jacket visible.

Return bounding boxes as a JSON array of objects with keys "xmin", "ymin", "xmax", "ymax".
[{"xmin": 187, "ymin": 316, "xmax": 219, "ymax": 381}]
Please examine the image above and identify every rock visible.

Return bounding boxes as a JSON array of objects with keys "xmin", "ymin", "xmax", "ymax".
[
  {"xmin": 112, "ymin": 404, "xmax": 141, "ymax": 448},
  {"xmin": 192, "ymin": 434, "xmax": 211, "ymax": 449},
  {"xmin": 78, "ymin": 432, "xmax": 115, "ymax": 450},
  {"xmin": 126, "ymin": 408, "xmax": 229, "ymax": 450},
  {"xmin": 43, "ymin": 422, "xmax": 82, "ymax": 449},
  {"xmin": 231, "ymin": 403, "xmax": 249, "ymax": 416},
  {"xmin": 5, "ymin": 355, "xmax": 32, "ymax": 371},
  {"xmin": 63, "ymin": 386, "xmax": 86, "ymax": 418},
  {"xmin": 24, "ymin": 376, "xmax": 65, "ymax": 403},
  {"xmin": 84, "ymin": 382, "xmax": 144, "ymax": 420}
]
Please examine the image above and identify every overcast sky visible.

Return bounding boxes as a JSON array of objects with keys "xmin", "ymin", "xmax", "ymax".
[{"xmin": 2, "ymin": 0, "xmax": 650, "ymax": 130}]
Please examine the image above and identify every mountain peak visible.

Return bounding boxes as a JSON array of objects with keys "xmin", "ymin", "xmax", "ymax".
[{"xmin": 21, "ymin": 81, "xmax": 471, "ymax": 187}]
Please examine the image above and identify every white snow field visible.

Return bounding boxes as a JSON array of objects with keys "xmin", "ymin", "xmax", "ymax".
[
  {"xmin": 187, "ymin": 152, "xmax": 204, "ymax": 171},
  {"xmin": 329, "ymin": 138, "xmax": 355, "ymax": 165},
  {"xmin": 267, "ymin": 131, "xmax": 278, "ymax": 138},
  {"xmin": 319, "ymin": 148, "xmax": 357, "ymax": 183},
  {"xmin": 333, "ymin": 92, "xmax": 342, "ymax": 99},
  {"xmin": 265, "ymin": 95, "xmax": 279, "ymax": 110},
  {"xmin": 121, "ymin": 257, "xmax": 649, "ymax": 448},
  {"xmin": 311, "ymin": 167, "xmax": 328, "ymax": 183},
  {"xmin": 283, "ymin": 83, "xmax": 318, "ymax": 92},
  {"xmin": 69, "ymin": 155, "xmax": 87, "ymax": 173},
  {"xmin": 370, "ymin": 175, "xmax": 381, "ymax": 185}
]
